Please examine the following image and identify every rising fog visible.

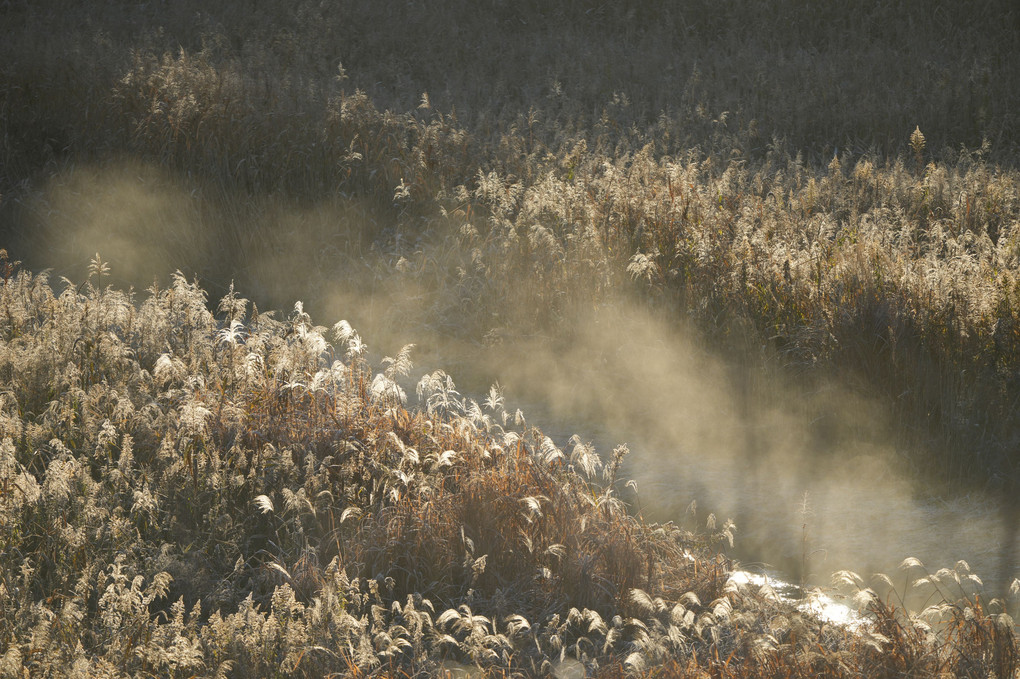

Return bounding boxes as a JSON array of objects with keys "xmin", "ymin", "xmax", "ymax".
[{"xmin": 17, "ymin": 160, "xmax": 1018, "ymax": 594}]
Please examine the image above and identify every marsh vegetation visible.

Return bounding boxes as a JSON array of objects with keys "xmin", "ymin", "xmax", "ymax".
[{"xmin": 2, "ymin": 0, "xmax": 1020, "ymax": 675}]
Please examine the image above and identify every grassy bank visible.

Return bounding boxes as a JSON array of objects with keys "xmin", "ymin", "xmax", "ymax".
[{"xmin": 1, "ymin": 259, "xmax": 1018, "ymax": 676}]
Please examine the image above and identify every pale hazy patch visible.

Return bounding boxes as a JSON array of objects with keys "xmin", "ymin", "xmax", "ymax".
[{"xmin": 25, "ymin": 161, "xmax": 211, "ymax": 289}]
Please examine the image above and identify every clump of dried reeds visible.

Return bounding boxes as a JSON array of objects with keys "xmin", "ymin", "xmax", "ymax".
[
  {"xmin": 2, "ymin": 259, "xmax": 1018, "ymax": 675},
  {"xmin": 0, "ymin": 260, "xmax": 744, "ymax": 676}
]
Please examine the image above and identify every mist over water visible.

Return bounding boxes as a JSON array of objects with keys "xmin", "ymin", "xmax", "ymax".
[
  {"xmin": 417, "ymin": 304, "xmax": 1020, "ymax": 597},
  {"xmin": 14, "ymin": 163, "xmax": 1020, "ymax": 598},
  {"xmin": 321, "ymin": 278, "xmax": 1020, "ymax": 598}
]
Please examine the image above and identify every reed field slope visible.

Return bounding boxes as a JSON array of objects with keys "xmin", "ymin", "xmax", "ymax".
[
  {"xmin": 2, "ymin": 0, "xmax": 1020, "ymax": 675},
  {"xmin": 0, "ymin": 258, "xmax": 1018, "ymax": 677}
]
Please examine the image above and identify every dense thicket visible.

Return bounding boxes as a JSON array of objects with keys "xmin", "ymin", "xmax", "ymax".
[{"xmin": 0, "ymin": 258, "xmax": 1016, "ymax": 676}]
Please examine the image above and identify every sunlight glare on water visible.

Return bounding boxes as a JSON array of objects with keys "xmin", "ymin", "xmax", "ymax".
[{"xmin": 728, "ymin": 571, "xmax": 866, "ymax": 628}]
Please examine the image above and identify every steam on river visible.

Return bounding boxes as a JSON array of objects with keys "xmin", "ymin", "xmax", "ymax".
[{"xmin": 19, "ymin": 163, "xmax": 1020, "ymax": 597}]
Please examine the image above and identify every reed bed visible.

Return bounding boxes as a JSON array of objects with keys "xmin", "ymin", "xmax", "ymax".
[
  {"xmin": 3, "ymin": 2, "xmax": 1020, "ymax": 672},
  {"xmin": 3, "ymin": 1, "xmax": 1020, "ymax": 488},
  {"xmin": 0, "ymin": 257, "xmax": 1017, "ymax": 677}
]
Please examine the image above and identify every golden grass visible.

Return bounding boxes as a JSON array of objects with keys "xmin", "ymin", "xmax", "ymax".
[
  {"xmin": 1, "ymin": 260, "xmax": 1017, "ymax": 676},
  {"xmin": 2, "ymin": 0, "xmax": 1019, "ymax": 488},
  {"xmin": 2, "ymin": 2, "xmax": 1020, "ymax": 673}
]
